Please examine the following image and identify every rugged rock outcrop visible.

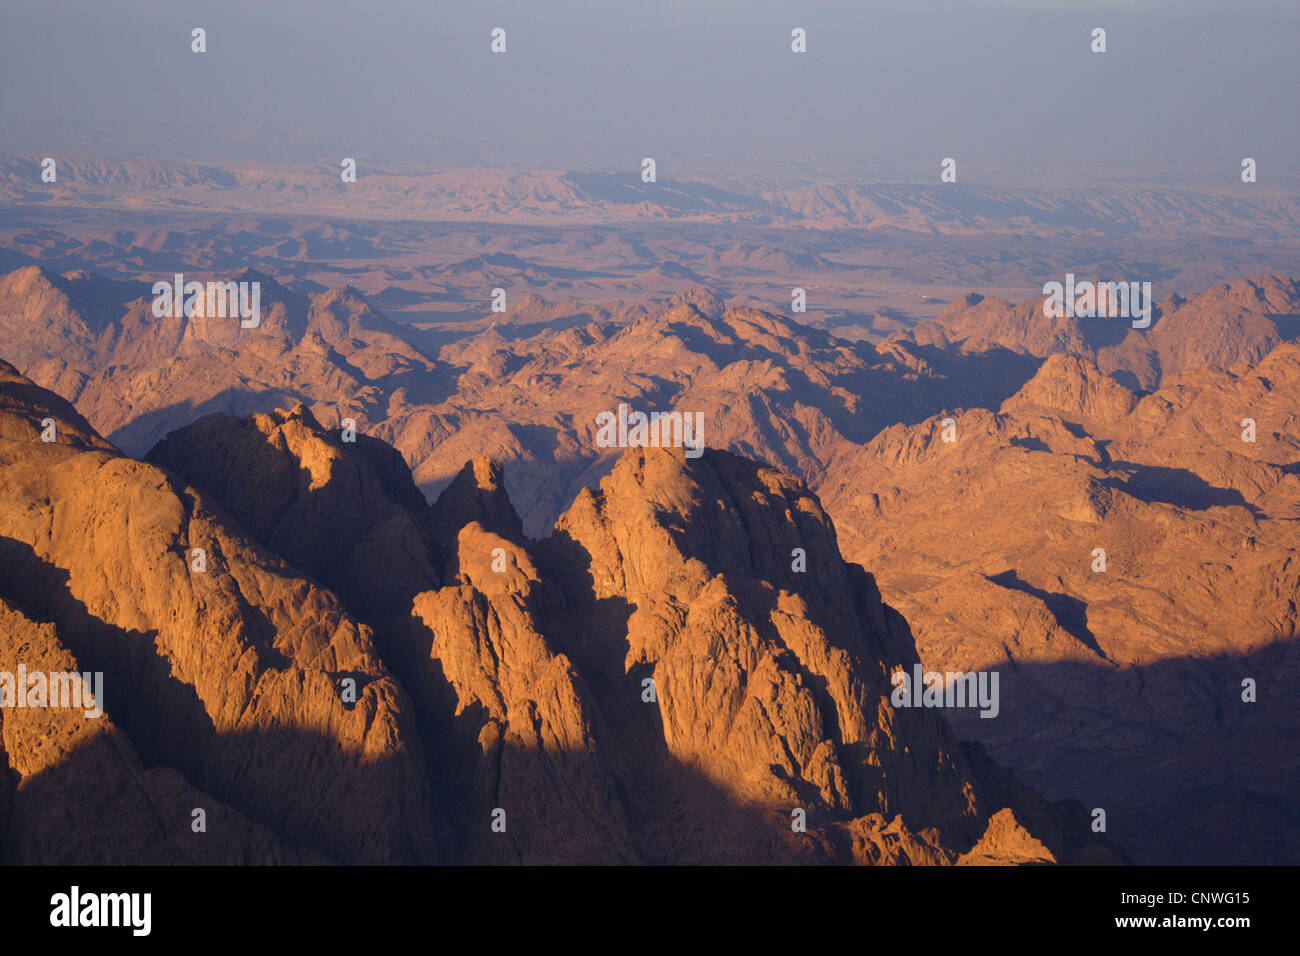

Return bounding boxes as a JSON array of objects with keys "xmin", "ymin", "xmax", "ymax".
[
  {"xmin": 139, "ymin": 393, "xmax": 1115, "ymax": 864},
  {"xmin": 0, "ymin": 358, "xmax": 441, "ymax": 865},
  {"xmin": 0, "ymin": 597, "xmax": 330, "ymax": 864},
  {"xmin": 956, "ymin": 809, "xmax": 1055, "ymax": 866}
]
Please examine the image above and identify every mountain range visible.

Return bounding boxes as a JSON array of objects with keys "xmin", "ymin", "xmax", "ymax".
[
  {"xmin": 0, "ymin": 356, "xmax": 1118, "ymax": 864},
  {"xmin": 1, "ymin": 263, "xmax": 1296, "ymax": 863}
]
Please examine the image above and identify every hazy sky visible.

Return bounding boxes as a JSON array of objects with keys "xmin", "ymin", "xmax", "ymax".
[{"xmin": 2, "ymin": 0, "xmax": 1297, "ymax": 186}]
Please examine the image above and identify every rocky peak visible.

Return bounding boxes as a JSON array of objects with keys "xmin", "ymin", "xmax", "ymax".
[{"xmin": 1003, "ymin": 353, "xmax": 1137, "ymax": 421}]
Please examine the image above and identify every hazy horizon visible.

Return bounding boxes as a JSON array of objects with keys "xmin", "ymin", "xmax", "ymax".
[{"xmin": 2, "ymin": 0, "xmax": 1298, "ymax": 187}]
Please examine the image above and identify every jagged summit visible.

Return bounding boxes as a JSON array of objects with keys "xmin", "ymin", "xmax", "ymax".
[
  {"xmin": 665, "ymin": 285, "xmax": 726, "ymax": 319},
  {"xmin": 1002, "ymin": 353, "xmax": 1137, "ymax": 420},
  {"xmin": 429, "ymin": 455, "xmax": 525, "ymax": 547}
]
